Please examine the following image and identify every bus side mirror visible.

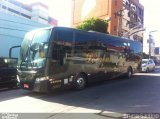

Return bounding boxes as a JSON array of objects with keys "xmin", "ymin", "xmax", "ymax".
[
  {"xmin": 9, "ymin": 45, "xmax": 21, "ymax": 58},
  {"xmin": 39, "ymin": 44, "xmax": 45, "ymax": 58}
]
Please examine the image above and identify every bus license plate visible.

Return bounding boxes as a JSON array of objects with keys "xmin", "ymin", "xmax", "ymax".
[{"xmin": 24, "ymin": 84, "xmax": 29, "ymax": 88}]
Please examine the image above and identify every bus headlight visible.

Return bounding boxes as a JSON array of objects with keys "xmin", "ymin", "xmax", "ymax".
[
  {"xmin": 35, "ymin": 77, "xmax": 49, "ymax": 82},
  {"xmin": 17, "ymin": 75, "xmax": 20, "ymax": 82}
]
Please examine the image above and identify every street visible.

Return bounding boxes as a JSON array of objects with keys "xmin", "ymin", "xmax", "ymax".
[{"xmin": 0, "ymin": 67, "xmax": 160, "ymax": 119}]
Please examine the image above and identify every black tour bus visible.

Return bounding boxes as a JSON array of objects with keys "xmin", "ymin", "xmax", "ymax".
[{"xmin": 12, "ymin": 27, "xmax": 142, "ymax": 93}]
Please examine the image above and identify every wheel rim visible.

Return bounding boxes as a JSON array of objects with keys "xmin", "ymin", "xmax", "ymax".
[
  {"xmin": 128, "ymin": 69, "xmax": 132, "ymax": 78},
  {"xmin": 76, "ymin": 77, "xmax": 85, "ymax": 88}
]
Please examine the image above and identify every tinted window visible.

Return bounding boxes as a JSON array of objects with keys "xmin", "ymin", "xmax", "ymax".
[
  {"xmin": 52, "ymin": 29, "xmax": 73, "ymax": 62},
  {"xmin": 55, "ymin": 28, "xmax": 73, "ymax": 43},
  {"xmin": 75, "ymin": 31, "xmax": 104, "ymax": 50},
  {"xmin": 73, "ymin": 31, "xmax": 105, "ymax": 64},
  {"xmin": 75, "ymin": 31, "xmax": 95, "ymax": 42}
]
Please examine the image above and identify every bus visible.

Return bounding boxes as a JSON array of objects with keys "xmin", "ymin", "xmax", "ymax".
[{"xmin": 12, "ymin": 27, "xmax": 142, "ymax": 93}]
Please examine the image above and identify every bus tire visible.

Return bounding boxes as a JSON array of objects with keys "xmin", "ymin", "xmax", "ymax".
[
  {"xmin": 127, "ymin": 67, "xmax": 132, "ymax": 79},
  {"xmin": 74, "ymin": 73, "xmax": 87, "ymax": 90}
]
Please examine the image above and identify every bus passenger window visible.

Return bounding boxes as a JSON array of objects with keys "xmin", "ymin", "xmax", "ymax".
[{"xmin": 52, "ymin": 44, "xmax": 60, "ymax": 60}]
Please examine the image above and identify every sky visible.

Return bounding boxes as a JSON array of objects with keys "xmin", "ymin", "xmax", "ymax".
[
  {"xmin": 139, "ymin": 0, "xmax": 160, "ymax": 52},
  {"xmin": 19, "ymin": 0, "xmax": 160, "ymax": 52},
  {"xmin": 140, "ymin": 0, "xmax": 160, "ymax": 31}
]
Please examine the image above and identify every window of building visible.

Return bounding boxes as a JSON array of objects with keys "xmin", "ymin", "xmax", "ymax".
[
  {"xmin": 114, "ymin": 26, "xmax": 117, "ymax": 31},
  {"xmin": 21, "ymin": 13, "xmax": 31, "ymax": 19},
  {"xmin": 2, "ymin": 5, "xmax": 7, "ymax": 9},
  {"xmin": 154, "ymin": 47, "xmax": 160, "ymax": 55},
  {"xmin": 128, "ymin": 11, "xmax": 130, "ymax": 17},
  {"xmin": 8, "ymin": 8, "xmax": 20, "ymax": 15},
  {"xmin": 115, "ymin": 0, "xmax": 117, "ymax": 6},
  {"xmin": 9, "ymin": 0, "xmax": 31, "ymax": 11},
  {"xmin": 21, "ymin": 6, "xmax": 31, "ymax": 11},
  {"xmin": 39, "ymin": 16, "xmax": 48, "ymax": 21},
  {"xmin": 115, "ymin": 14, "xmax": 117, "ymax": 19}
]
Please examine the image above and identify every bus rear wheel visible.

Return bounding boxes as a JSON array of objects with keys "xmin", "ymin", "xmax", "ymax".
[{"xmin": 74, "ymin": 74, "xmax": 87, "ymax": 90}]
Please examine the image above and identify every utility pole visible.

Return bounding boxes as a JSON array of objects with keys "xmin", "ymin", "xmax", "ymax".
[
  {"xmin": 147, "ymin": 30, "xmax": 158, "ymax": 59},
  {"xmin": 114, "ymin": 0, "xmax": 131, "ymax": 36},
  {"xmin": 148, "ymin": 34, "xmax": 152, "ymax": 59},
  {"xmin": 114, "ymin": 9, "xmax": 124, "ymax": 36}
]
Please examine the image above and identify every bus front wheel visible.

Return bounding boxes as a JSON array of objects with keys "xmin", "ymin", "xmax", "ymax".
[
  {"xmin": 74, "ymin": 74, "xmax": 87, "ymax": 90},
  {"xmin": 127, "ymin": 67, "xmax": 133, "ymax": 79}
]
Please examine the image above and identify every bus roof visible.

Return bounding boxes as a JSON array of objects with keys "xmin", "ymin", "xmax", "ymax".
[
  {"xmin": 29, "ymin": 26, "xmax": 141, "ymax": 44},
  {"xmin": 52, "ymin": 27, "xmax": 139, "ymax": 43}
]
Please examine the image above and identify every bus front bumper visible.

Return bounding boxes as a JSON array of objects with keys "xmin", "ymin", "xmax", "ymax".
[
  {"xmin": 33, "ymin": 80, "xmax": 49, "ymax": 92},
  {"xmin": 21, "ymin": 80, "xmax": 49, "ymax": 93}
]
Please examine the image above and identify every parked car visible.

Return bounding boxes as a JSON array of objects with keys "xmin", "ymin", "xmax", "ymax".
[
  {"xmin": 141, "ymin": 59, "xmax": 155, "ymax": 72},
  {"xmin": 0, "ymin": 57, "xmax": 19, "ymax": 89}
]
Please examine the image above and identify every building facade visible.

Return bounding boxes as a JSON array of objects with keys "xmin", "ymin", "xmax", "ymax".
[
  {"xmin": 122, "ymin": 0, "xmax": 144, "ymax": 42},
  {"xmin": 0, "ymin": 0, "xmax": 57, "ymax": 26},
  {"xmin": 0, "ymin": 11, "xmax": 49, "ymax": 57},
  {"xmin": 71, "ymin": 0, "xmax": 144, "ymax": 42},
  {"xmin": 0, "ymin": 0, "xmax": 58, "ymax": 57}
]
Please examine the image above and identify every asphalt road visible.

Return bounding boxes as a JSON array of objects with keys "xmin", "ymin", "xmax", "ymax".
[{"xmin": 0, "ymin": 68, "xmax": 160, "ymax": 119}]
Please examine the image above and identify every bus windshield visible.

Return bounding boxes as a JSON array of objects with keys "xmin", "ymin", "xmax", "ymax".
[{"xmin": 19, "ymin": 29, "xmax": 51, "ymax": 69}]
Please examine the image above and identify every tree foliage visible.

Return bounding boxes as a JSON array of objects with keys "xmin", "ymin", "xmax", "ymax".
[{"xmin": 76, "ymin": 18, "xmax": 109, "ymax": 34}]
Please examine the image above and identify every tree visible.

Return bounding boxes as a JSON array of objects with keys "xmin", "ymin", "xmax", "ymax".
[{"xmin": 76, "ymin": 18, "xmax": 109, "ymax": 34}]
